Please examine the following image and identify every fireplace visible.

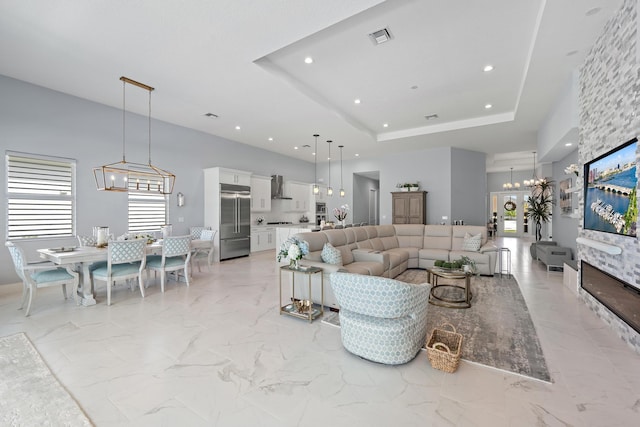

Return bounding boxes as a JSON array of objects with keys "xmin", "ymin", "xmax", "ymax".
[{"xmin": 581, "ymin": 261, "xmax": 640, "ymax": 334}]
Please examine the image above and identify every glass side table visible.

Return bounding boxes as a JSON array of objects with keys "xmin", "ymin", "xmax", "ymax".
[
  {"xmin": 279, "ymin": 265, "xmax": 324, "ymax": 323},
  {"xmin": 498, "ymin": 247, "xmax": 511, "ymax": 277}
]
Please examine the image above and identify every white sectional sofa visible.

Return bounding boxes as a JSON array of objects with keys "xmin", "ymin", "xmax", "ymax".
[{"xmin": 292, "ymin": 224, "xmax": 497, "ymax": 309}]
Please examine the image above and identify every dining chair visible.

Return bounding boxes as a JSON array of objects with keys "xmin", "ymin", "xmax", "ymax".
[
  {"xmin": 91, "ymin": 239, "xmax": 147, "ymax": 306},
  {"xmin": 146, "ymin": 235, "xmax": 191, "ymax": 292},
  {"xmin": 189, "ymin": 226, "xmax": 211, "ymax": 240},
  {"xmin": 191, "ymin": 229, "xmax": 216, "ymax": 272},
  {"xmin": 5, "ymin": 242, "xmax": 80, "ymax": 316},
  {"xmin": 77, "ymin": 235, "xmax": 108, "ymax": 272}
]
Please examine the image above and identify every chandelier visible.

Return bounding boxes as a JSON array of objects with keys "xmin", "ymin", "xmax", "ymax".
[
  {"xmin": 93, "ymin": 76, "xmax": 175, "ymax": 194},
  {"xmin": 523, "ymin": 151, "xmax": 541, "ymax": 188},
  {"xmin": 503, "ymin": 167, "xmax": 520, "ymax": 190}
]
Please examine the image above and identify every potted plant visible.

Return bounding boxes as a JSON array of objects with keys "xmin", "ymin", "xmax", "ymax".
[
  {"xmin": 526, "ymin": 179, "xmax": 554, "ymax": 257},
  {"xmin": 457, "ymin": 256, "xmax": 478, "ymax": 274}
]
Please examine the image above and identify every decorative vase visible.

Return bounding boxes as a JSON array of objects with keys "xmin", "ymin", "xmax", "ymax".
[
  {"xmin": 289, "ymin": 259, "xmax": 299, "ymax": 269},
  {"xmin": 341, "ymin": 220, "xmax": 346, "ymax": 227}
]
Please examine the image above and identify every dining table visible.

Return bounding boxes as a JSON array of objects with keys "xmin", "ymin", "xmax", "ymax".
[{"xmin": 38, "ymin": 243, "xmax": 163, "ymax": 306}]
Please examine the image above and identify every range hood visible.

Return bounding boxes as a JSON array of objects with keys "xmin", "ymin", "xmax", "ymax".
[{"xmin": 271, "ymin": 175, "xmax": 292, "ymax": 199}]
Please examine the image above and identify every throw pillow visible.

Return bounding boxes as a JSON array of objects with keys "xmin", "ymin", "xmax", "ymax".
[
  {"xmin": 462, "ymin": 232, "xmax": 482, "ymax": 252},
  {"xmin": 321, "ymin": 243, "xmax": 343, "ymax": 265}
]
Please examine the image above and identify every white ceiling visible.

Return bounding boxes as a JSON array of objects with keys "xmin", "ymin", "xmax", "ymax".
[{"xmin": 0, "ymin": 0, "xmax": 623, "ymax": 171}]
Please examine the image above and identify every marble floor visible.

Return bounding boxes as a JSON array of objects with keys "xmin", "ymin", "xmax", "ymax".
[{"xmin": 0, "ymin": 237, "xmax": 639, "ymax": 426}]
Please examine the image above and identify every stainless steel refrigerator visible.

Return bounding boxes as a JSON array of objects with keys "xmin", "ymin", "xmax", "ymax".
[{"xmin": 219, "ymin": 184, "xmax": 251, "ymax": 260}]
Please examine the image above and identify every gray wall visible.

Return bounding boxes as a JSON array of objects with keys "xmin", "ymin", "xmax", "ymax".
[
  {"xmin": 551, "ymin": 149, "xmax": 579, "ymax": 256},
  {"xmin": 0, "ymin": 75, "xmax": 314, "ymax": 284},
  {"xmin": 451, "ymin": 148, "xmax": 488, "ymax": 226},
  {"xmin": 352, "ymin": 174, "xmax": 379, "ymax": 224}
]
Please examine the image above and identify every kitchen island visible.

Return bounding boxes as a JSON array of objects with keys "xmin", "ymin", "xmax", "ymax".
[{"xmin": 274, "ymin": 225, "xmax": 318, "ymax": 261}]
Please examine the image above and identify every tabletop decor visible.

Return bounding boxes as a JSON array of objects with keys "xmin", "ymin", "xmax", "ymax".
[
  {"xmin": 333, "ymin": 204, "xmax": 350, "ymax": 225},
  {"xmin": 256, "ymin": 215, "xmax": 265, "ymax": 225},
  {"xmin": 277, "ymin": 236, "xmax": 309, "ymax": 269}
]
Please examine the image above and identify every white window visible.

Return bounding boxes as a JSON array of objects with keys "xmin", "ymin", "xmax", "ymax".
[
  {"xmin": 128, "ymin": 190, "xmax": 167, "ymax": 233},
  {"xmin": 6, "ymin": 152, "xmax": 75, "ymax": 239}
]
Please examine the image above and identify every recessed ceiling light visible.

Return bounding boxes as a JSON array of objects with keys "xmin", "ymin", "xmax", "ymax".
[
  {"xmin": 565, "ymin": 142, "xmax": 573, "ymax": 147},
  {"xmin": 355, "ymin": 153, "xmax": 360, "ymax": 157},
  {"xmin": 312, "ymin": 152, "xmax": 316, "ymax": 156},
  {"xmin": 354, "ymin": 99, "xmax": 361, "ymax": 104},
  {"xmin": 485, "ymin": 104, "xmax": 492, "ymax": 109},
  {"xmin": 235, "ymin": 125, "xmax": 241, "ymax": 130},
  {"xmin": 383, "ymin": 123, "xmax": 389, "ymax": 128},
  {"xmin": 294, "ymin": 146, "xmax": 298, "ymax": 150},
  {"xmin": 304, "ymin": 57, "xmax": 313, "ymax": 64},
  {"xmin": 268, "ymin": 137, "xmax": 273, "ymax": 141},
  {"xmin": 483, "ymin": 65, "xmax": 494, "ymax": 72}
]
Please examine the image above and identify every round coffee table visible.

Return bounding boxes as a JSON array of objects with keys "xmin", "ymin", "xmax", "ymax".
[{"xmin": 427, "ymin": 267, "xmax": 472, "ymax": 309}]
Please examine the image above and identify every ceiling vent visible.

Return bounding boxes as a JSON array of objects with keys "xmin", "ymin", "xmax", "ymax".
[
  {"xmin": 369, "ymin": 28, "xmax": 392, "ymax": 45},
  {"xmin": 425, "ymin": 114, "xmax": 439, "ymax": 120},
  {"xmin": 204, "ymin": 113, "xmax": 218, "ymax": 118}
]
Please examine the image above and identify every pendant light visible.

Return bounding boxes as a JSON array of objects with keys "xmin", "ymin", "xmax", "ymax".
[
  {"xmin": 338, "ymin": 144, "xmax": 345, "ymax": 197},
  {"xmin": 503, "ymin": 167, "xmax": 520, "ymax": 190},
  {"xmin": 93, "ymin": 76, "xmax": 175, "ymax": 194},
  {"xmin": 326, "ymin": 140, "xmax": 333, "ymax": 197},
  {"xmin": 312, "ymin": 134, "xmax": 320, "ymax": 195}
]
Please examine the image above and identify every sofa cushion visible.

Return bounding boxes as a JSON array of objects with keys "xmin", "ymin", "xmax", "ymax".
[
  {"xmin": 321, "ymin": 243, "xmax": 343, "ymax": 265},
  {"xmin": 418, "ymin": 248, "xmax": 450, "ymax": 262},
  {"xmin": 462, "ymin": 232, "xmax": 482, "ymax": 251},
  {"xmin": 423, "ymin": 225, "xmax": 452, "ymax": 250},
  {"xmin": 341, "ymin": 261, "xmax": 385, "ymax": 276}
]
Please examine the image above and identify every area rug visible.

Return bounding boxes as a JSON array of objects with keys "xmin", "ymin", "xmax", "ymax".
[
  {"xmin": 322, "ymin": 270, "xmax": 551, "ymax": 382},
  {"xmin": 0, "ymin": 333, "xmax": 93, "ymax": 426}
]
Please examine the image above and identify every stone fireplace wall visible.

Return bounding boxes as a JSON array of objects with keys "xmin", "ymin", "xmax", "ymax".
[{"xmin": 578, "ymin": 0, "xmax": 640, "ymax": 353}]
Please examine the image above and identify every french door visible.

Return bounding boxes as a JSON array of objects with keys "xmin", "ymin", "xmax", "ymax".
[{"xmin": 490, "ymin": 192, "xmax": 530, "ymax": 238}]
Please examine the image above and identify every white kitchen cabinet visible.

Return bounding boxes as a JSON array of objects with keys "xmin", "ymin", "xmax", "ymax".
[
  {"xmin": 219, "ymin": 168, "xmax": 251, "ymax": 186},
  {"xmin": 251, "ymin": 227, "xmax": 275, "ymax": 252},
  {"xmin": 250, "ymin": 175, "xmax": 272, "ymax": 212},
  {"xmin": 285, "ymin": 181, "xmax": 310, "ymax": 212}
]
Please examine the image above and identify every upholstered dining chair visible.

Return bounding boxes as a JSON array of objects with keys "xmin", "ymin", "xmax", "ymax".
[
  {"xmin": 91, "ymin": 239, "xmax": 146, "ymax": 306},
  {"xmin": 189, "ymin": 226, "xmax": 211, "ymax": 240},
  {"xmin": 5, "ymin": 241, "xmax": 80, "ymax": 316},
  {"xmin": 77, "ymin": 235, "xmax": 107, "ymax": 272},
  {"xmin": 146, "ymin": 235, "xmax": 191, "ymax": 292},
  {"xmin": 331, "ymin": 272, "xmax": 431, "ymax": 365},
  {"xmin": 191, "ymin": 229, "xmax": 216, "ymax": 272}
]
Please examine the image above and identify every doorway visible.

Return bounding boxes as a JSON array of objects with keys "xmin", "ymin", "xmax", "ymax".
[
  {"xmin": 490, "ymin": 191, "xmax": 530, "ymax": 238},
  {"xmin": 368, "ymin": 189, "xmax": 379, "ymax": 225},
  {"xmin": 353, "ymin": 172, "xmax": 379, "ymax": 225}
]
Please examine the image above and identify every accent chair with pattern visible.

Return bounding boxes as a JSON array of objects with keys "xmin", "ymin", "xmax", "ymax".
[
  {"xmin": 6, "ymin": 241, "xmax": 80, "ymax": 316},
  {"xmin": 331, "ymin": 272, "xmax": 431, "ymax": 365},
  {"xmin": 91, "ymin": 239, "xmax": 147, "ymax": 305},
  {"xmin": 146, "ymin": 235, "xmax": 191, "ymax": 292}
]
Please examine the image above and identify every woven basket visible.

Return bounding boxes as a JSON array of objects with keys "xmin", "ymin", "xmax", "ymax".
[{"xmin": 426, "ymin": 323, "xmax": 463, "ymax": 373}]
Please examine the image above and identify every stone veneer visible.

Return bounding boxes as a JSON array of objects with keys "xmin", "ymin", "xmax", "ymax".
[{"xmin": 578, "ymin": 0, "xmax": 640, "ymax": 354}]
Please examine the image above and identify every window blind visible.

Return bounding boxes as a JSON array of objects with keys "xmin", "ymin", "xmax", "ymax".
[
  {"xmin": 6, "ymin": 153, "xmax": 75, "ymax": 239},
  {"xmin": 128, "ymin": 190, "xmax": 167, "ymax": 233}
]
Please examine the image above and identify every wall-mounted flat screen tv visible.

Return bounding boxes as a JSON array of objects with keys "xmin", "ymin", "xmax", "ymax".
[{"xmin": 584, "ymin": 137, "xmax": 637, "ymax": 237}]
